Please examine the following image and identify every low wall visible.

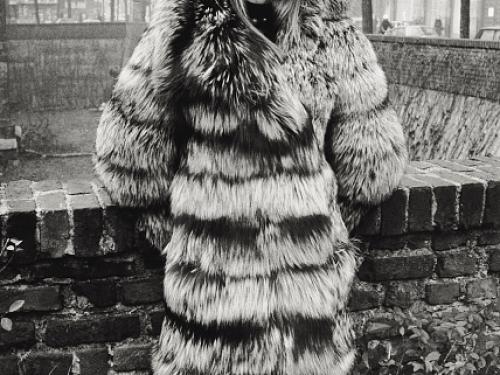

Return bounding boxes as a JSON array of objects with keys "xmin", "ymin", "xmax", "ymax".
[
  {"xmin": 368, "ymin": 36, "xmax": 500, "ymax": 160},
  {"xmin": 6, "ymin": 23, "xmax": 146, "ymax": 111},
  {"xmin": 1, "ymin": 158, "xmax": 500, "ymax": 373}
]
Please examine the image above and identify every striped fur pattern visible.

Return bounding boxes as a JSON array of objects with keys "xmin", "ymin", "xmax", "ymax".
[{"xmin": 95, "ymin": 0, "xmax": 407, "ymax": 373}]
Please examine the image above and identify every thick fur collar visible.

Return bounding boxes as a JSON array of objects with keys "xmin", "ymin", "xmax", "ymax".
[
  {"xmin": 149, "ymin": 0, "xmax": 349, "ymax": 103},
  {"xmin": 149, "ymin": 0, "xmax": 310, "ymax": 140}
]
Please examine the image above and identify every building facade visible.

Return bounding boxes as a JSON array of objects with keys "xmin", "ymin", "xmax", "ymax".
[{"xmin": 349, "ymin": 0, "xmax": 500, "ymax": 38}]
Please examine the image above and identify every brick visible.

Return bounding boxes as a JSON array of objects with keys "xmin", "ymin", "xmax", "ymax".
[
  {"xmin": 19, "ymin": 352, "xmax": 72, "ymax": 375},
  {"xmin": 150, "ymin": 310, "xmax": 164, "ymax": 336},
  {"xmin": 380, "ymin": 188, "xmax": 407, "ymax": 236},
  {"xmin": 425, "ymin": 282, "xmax": 460, "ymax": 305},
  {"xmin": 64, "ymin": 179, "xmax": 94, "ymax": 195},
  {"xmin": 32, "ymin": 256, "xmax": 137, "ymax": 280},
  {"xmin": 69, "ymin": 194, "xmax": 103, "ymax": 257},
  {"xmin": 432, "ymin": 231, "xmax": 471, "ymax": 251},
  {"xmin": 479, "ymin": 231, "xmax": 500, "ymax": 246},
  {"xmin": 5, "ymin": 199, "xmax": 37, "ymax": 260},
  {"xmin": 0, "ymin": 285, "xmax": 61, "ymax": 313},
  {"xmin": 45, "ymin": 314, "xmax": 141, "ymax": 347},
  {"xmin": 358, "ymin": 249, "xmax": 435, "ymax": 281},
  {"xmin": 417, "ymin": 174, "xmax": 459, "ymax": 231},
  {"xmin": 5, "ymin": 180, "xmax": 32, "ymax": 200},
  {"xmin": 0, "ymin": 354, "xmax": 18, "ymax": 375},
  {"xmin": 113, "ymin": 343, "xmax": 151, "ymax": 371},
  {"xmin": 364, "ymin": 318, "xmax": 400, "ymax": 340},
  {"xmin": 369, "ymin": 233, "xmax": 431, "ymax": 251},
  {"xmin": 401, "ymin": 176, "xmax": 433, "ymax": 232},
  {"xmin": 75, "ymin": 347, "xmax": 110, "ymax": 375},
  {"xmin": 141, "ymin": 240, "xmax": 166, "ymax": 269},
  {"xmin": 348, "ymin": 282, "xmax": 384, "ymax": 311},
  {"xmin": 436, "ymin": 249, "xmax": 476, "ymax": 278},
  {"xmin": 121, "ymin": 275, "xmax": 164, "ymax": 305},
  {"xmin": 385, "ymin": 280, "xmax": 424, "ymax": 309},
  {"xmin": 37, "ymin": 192, "xmax": 70, "ymax": 258},
  {"xmin": 488, "ymin": 248, "xmax": 500, "ymax": 272},
  {"xmin": 32, "ymin": 180, "xmax": 62, "ymax": 192},
  {"xmin": 466, "ymin": 279, "xmax": 498, "ymax": 300},
  {"xmin": 73, "ymin": 279, "xmax": 118, "ymax": 307},
  {"xmin": 465, "ymin": 169, "xmax": 500, "ymax": 228},
  {"xmin": 0, "ymin": 321, "xmax": 35, "ymax": 349},
  {"xmin": 97, "ymin": 188, "xmax": 137, "ymax": 253},
  {"xmin": 355, "ymin": 206, "xmax": 381, "ymax": 236},
  {"xmin": 433, "ymin": 170, "xmax": 485, "ymax": 229}
]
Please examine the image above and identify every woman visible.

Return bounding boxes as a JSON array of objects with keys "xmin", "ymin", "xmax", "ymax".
[{"xmin": 95, "ymin": 0, "xmax": 407, "ymax": 373}]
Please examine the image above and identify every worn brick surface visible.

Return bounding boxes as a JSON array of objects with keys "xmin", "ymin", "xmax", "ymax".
[
  {"xmin": 5, "ymin": 199, "xmax": 36, "ymax": 259},
  {"xmin": 418, "ymin": 174, "xmax": 459, "ymax": 231},
  {"xmin": 479, "ymin": 231, "xmax": 500, "ymax": 246},
  {"xmin": 436, "ymin": 249, "xmax": 477, "ymax": 277},
  {"xmin": 32, "ymin": 180, "xmax": 62, "ymax": 192},
  {"xmin": 97, "ymin": 187, "xmax": 137, "ymax": 253},
  {"xmin": 0, "ymin": 354, "xmax": 18, "ymax": 375},
  {"xmin": 432, "ymin": 231, "xmax": 471, "ymax": 251},
  {"xmin": 358, "ymin": 249, "xmax": 435, "ymax": 282},
  {"xmin": 75, "ymin": 347, "xmax": 110, "ymax": 375},
  {"xmin": 113, "ymin": 343, "xmax": 152, "ymax": 371},
  {"xmin": 19, "ymin": 352, "xmax": 72, "ymax": 375},
  {"xmin": 466, "ymin": 279, "xmax": 498, "ymax": 300},
  {"xmin": 64, "ymin": 179, "xmax": 94, "ymax": 195},
  {"xmin": 380, "ymin": 188, "xmax": 407, "ymax": 236},
  {"xmin": 69, "ymin": 194, "xmax": 103, "ymax": 256},
  {"xmin": 5, "ymin": 180, "xmax": 32, "ymax": 200},
  {"xmin": 400, "ymin": 175, "xmax": 433, "ymax": 232},
  {"xmin": 32, "ymin": 257, "xmax": 137, "ymax": 280},
  {"xmin": 121, "ymin": 275, "xmax": 164, "ymax": 305},
  {"xmin": 348, "ymin": 282, "xmax": 384, "ymax": 312},
  {"xmin": 488, "ymin": 248, "xmax": 500, "ymax": 272},
  {"xmin": 356, "ymin": 206, "xmax": 381, "ymax": 236},
  {"xmin": 37, "ymin": 192, "xmax": 70, "ymax": 258},
  {"xmin": 433, "ymin": 170, "xmax": 486, "ymax": 229},
  {"xmin": 369, "ymin": 233, "xmax": 431, "ymax": 251},
  {"xmin": 426, "ymin": 282, "xmax": 460, "ymax": 305},
  {"xmin": 150, "ymin": 310, "xmax": 165, "ymax": 336},
  {"xmin": 73, "ymin": 279, "xmax": 118, "ymax": 307},
  {"xmin": 45, "ymin": 315, "xmax": 141, "ymax": 347},
  {"xmin": 0, "ymin": 321, "xmax": 35, "ymax": 349},
  {"xmin": 385, "ymin": 280, "xmax": 425, "ymax": 309},
  {"xmin": 0, "ymin": 285, "xmax": 61, "ymax": 313}
]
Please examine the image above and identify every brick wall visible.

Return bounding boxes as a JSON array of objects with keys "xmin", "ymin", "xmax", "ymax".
[
  {"xmin": 1, "ymin": 158, "xmax": 500, "ymax": 373},
  {"xmin": 6, "ymin": 23, "xmax": 146, "ymax": 111},
  {"xmin": 369, "ymin": 36, "xmax": 500, "ymax": 102},
  {"xmin": 368, "ymin": 36, "xmax": 500, "ymax": 159}
]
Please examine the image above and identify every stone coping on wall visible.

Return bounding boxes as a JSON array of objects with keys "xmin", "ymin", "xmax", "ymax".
[
  {"xmin": 367, "ymin": 34, "xmax": 500, "ymax": 50},
  {"xmin": 1, "ymin": 157, "xmax": 500, "ymax": 374}
]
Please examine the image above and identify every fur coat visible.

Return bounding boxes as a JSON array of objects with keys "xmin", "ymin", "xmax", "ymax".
[{"xmin": 95, "ymin": 0, "xmax": 408, "ymax": 373}]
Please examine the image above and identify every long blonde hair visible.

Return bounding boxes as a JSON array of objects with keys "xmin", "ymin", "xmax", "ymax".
[{"xmin": 229, "ymin": 0, "xmax": 301, "ymax": 54}]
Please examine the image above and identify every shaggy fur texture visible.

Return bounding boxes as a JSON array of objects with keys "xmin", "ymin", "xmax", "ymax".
[{"xmin": 95, "ymin": 0, "xmax": 407, "ymax": 373}]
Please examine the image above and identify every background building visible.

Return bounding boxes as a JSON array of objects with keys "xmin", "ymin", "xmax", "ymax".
[
  {"xmin": 6, "ymin": 0, "xmax": 149, "ymax": 23},
  {"xmin": 349, "ymin": 0, "xmax": 500, "ymax": 38}
]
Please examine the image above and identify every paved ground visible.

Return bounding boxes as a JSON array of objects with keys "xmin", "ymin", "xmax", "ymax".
[{"xmin": 1, "ymin": 109, "xmax": 100, "ymax": 182}]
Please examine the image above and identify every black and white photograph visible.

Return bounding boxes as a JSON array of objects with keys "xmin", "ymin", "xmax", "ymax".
[{"xmin": 0, "ymin": 0, "xmax": 499, "ymax": 374}]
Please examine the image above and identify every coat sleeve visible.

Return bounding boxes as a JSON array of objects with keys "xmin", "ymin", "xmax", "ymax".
[
  {"xmin": 95, "ymin": 27, "xmax": 180, "ymax": 210},
  {"xmin": 324, "ymin": 21, "xmax": 408, "ymax": 233}
]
